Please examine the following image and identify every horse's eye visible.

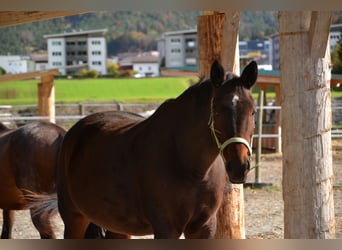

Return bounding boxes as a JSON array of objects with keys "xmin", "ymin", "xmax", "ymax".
[{"xmin": 252, "ymin": 110, "xmax": 256, "ymax": 116}]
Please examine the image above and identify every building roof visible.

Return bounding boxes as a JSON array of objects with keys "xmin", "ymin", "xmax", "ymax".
[
  {"xmin": 331, "ymin": 24, "xmax": 342, "ymax": 32},
  {"xmin": 131, "ymin": 55, "xmax": 158, "ymax": 63},
  {"xmin": 268, "ymin": 23, "xmax": 342, "ymax": 39},
  {"xmin": 30, "ymin": 54, "xmax": 48, "ymax": 62},
  {"xmin": 43, "ymin": 28, "xmax": 107, "ymax": 39},
  {"xmin": 119, "ymin": 54, "xmax": 158, "ymax": 65},
  {"xmin": 163, "ymin": 28, "xmax": 197, "ymax": 37}
]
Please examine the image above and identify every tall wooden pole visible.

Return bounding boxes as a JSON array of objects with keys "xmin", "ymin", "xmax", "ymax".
[
  {"xmin": 38, "ymin": 74, "xmax": 55, "ymax": 123},
  {"xmin": 279, "ymin": 11, "xmax": 335, "ymax": 238},
  {"xmin": 198, "ymin": 11, "xmax": 245, "ymax": 239}
]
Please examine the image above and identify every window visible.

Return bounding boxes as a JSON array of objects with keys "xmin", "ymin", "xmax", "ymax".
[
  {"xmin": 91, "ymin": 51, "xmax": 101, "ymax": 55},
  {"xmin": 171, "ymin": 38, "xmax": 181, "ymax": 43},
  {"xmin": 186, "ymin": 39, "xmax": 196, "ymax": 48},
  {"xmin": 186, "ymin": 48, "xmax": 194, "ymax": 53},
  {"xmin": 171, "ymin": 48, "xmax": 181, "ymax": 53},
  {"xmin": 77, "ymin": 41, "xmax": 87, "ymax": 46},
  {"xmin": 52, "ymin": 61, "xmax": 62, "ymax": 66},
  {"xmin": 52, "ymin": 51, "xmax": 62, "ymax": 56},
  {"xmin": 66, "ymin": 41, "xmax": 76, "ymax": 46},
  {"xmin": 52, "ymin": 41, "xmax": 62, "ymax": 46},
  {"xmin": 92, "ymin": 61, "xmax": 102, "ymax": 65},
  {"xmin": 77, "ymin": 51, "xmax": 87, "ymax": 56},
  {"xmin": 91, "ymin": 40, "xmax": 101, "ymax": 45}
]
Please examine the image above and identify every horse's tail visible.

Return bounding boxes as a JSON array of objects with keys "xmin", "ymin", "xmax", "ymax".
[{"xmin": 21, "ymin": 189, "xmax": 59, "ymax": 218}]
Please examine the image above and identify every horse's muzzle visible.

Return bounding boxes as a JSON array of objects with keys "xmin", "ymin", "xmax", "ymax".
[{"xmin": 226, "ymin": 159, "xmax": 250, "ymax": 184}]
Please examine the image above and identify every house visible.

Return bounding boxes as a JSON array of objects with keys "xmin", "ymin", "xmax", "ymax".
[
  {"xmin": 131, "ymin": 54, "xmax": 159, "ymax": 77},
  {"xmin": 118, "ymin": 53, "xmax": 159, "ymax": 77},
  {"xmin": 30, "ymin": 54, "xmax": 48, "ymax": 71},
  {"xmin": 0, "ymin": 55, "xmax": 34, "ymax": 74}
]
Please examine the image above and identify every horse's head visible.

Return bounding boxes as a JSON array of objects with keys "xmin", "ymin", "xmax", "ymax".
[{"xmin": 209, "ymin": 60, "xmax": 257, "ymax": 184}]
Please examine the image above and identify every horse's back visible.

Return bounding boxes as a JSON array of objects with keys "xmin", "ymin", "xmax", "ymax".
[{"xmin": 11, "ymin": 122, "xmax": 66, "ymax": 190}]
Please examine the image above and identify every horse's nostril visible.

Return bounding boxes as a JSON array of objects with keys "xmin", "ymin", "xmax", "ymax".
[
  {"xmin": 226, "ymin": 161, "xmax": 232, "ymax": 172},
  {"xmin": 246, "ymin": 160, "xmax": 250, "ymax": 171}
]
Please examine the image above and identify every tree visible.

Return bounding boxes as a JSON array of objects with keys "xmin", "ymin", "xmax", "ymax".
[{"xmin": 332, "ymin": 38, "xmax": 342, "ymax": 74}]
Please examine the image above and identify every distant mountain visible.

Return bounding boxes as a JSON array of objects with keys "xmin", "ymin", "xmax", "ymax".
[{"xmin": 0, "ymin": 11, "xmax": 341, "ymax": 56}]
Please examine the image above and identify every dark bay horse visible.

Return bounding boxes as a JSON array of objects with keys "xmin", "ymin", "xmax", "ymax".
[
  {"xmin": 0, "ymin": 121, "xmax": 66, "ymax": 238},
  {"xmin": 37, "ymin": 60, "xmax": 257, "ymax": 239}
]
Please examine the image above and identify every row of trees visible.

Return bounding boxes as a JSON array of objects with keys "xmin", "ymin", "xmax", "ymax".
[{"xmin": 0, "ymin": 11, "xmax": 281, "ymax": 56}]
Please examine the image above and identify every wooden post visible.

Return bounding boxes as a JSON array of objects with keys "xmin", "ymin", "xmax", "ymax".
[
  {"xmin": 198, "ymin": 12, "xmax": 225, "ymax": 77},
  {"xmin": 279, "ymin": 11, "xmax": 335, "ymax": 238},
  {"xmin": 198, "ymin": 11, "xmax": 245, "ymax": 239},
  {"xmin": 38, "ymin": 74, "xmax": 55, "ymax": 123}
]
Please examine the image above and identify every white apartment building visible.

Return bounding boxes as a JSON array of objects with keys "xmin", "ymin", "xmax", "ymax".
[
  {"xmin": 159, "ymin": 29, "xmax": 198, "ymax": 69},
  {"xmin": 44, "ymin": 29, "xmax": 107, "ymax": 75},
  {"xmin": 330, "ymin": 24, "xmax": 342, "ymax": 53}
]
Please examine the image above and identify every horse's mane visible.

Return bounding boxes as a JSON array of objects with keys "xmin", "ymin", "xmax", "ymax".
[{"xmin": 177, "ymin": 77, "xmax": 211, "ymax": 100}]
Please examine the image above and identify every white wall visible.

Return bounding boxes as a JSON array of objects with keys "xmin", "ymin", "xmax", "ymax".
[
  {"xmin": 165, "ymin": 35, "xmax": 184, "ymax": 68},
  {"xmin": 88, "ymin": 37, "xmax": 107, "ymax": 75},
  {"xmin": 47, "ymin": 38, "xmax": 66, "ymax": 74},
  {"xmin": 0, "ymin": 56, "xmax": 31, "ymax": 74},
  {"xmin": 133, "ymin": 62, "xmax": 159, "ymax": 77}
]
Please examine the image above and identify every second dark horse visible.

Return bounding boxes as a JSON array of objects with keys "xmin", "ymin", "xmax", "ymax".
[{"xmin": 0, "ymin": 122, "xmax": 66, "ymax": 238}]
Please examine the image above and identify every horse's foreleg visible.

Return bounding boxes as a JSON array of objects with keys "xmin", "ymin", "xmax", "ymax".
[
  {"xmin": 84, "ymin": 223, "xmax": 105, "ymax": 238},
  {"xmin": 1, "ymin": 210, "xmax": 14, "ymax": 239},
  {"xmin": 150, "ymin": 219, "xmax": 182, "ymax": 239},
  {"xmin": 63, "ymin": 214, "xmax": 89, "ymax": 239},
  {"xmin": 183, "ymin": 216, "xmax": 217, "ymax": 239},
  {"xmin": 30, "ymin": 208, "xmax": 56, "ymax": 239}
]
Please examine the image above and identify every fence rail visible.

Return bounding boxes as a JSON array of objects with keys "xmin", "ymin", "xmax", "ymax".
[{"xmin": 0, "ymin": 103, "xmax": 342, "ymax": 139}]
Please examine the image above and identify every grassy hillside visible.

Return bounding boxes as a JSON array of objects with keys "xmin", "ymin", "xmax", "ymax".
[{"xmin": 0, "ymin": 77, "xmax": 195, "ymax": 105}]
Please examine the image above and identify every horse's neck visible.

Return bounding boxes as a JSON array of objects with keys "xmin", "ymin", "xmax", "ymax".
[{"xmin": 168, "ymin": 88, "xmax": 220, "ymax": 175}]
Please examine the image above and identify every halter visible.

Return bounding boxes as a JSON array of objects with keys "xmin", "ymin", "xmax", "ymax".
[{"xmin": 208, "ymin": 98, "xmax": 253, "ymax": 162}]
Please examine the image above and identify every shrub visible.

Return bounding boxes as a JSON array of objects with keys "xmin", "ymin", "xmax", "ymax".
[
  {"xmin": 0, "ymin": 67, "xmax": 6, "ymax": 75},
  {"xmin": 79, "ymin": 68, "xmax": 99, "ymax": 78},
  {"xmin": 107, "ymin": 61, "xmax": 120, "ymax": 77}
]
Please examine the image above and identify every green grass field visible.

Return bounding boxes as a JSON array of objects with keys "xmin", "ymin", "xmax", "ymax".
[
  {"xmin": 0, "ymin": 77, "xmax": 195, "ymax": 105},
  {"xmin": 0, "ymin": 77, "xmax": 342, "ymax": 105}
]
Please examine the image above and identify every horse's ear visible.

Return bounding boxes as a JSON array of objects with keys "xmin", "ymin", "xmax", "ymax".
[
  {"xmin": 210, "ymin": 60, "xmax": 225, "ymax": 88},
  {"xmin": 240, "ymin": 61, "xmax": 258, "ymax": 89}
]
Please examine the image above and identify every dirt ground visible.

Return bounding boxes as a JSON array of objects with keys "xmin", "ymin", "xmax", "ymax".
[{"xmin": 1, "ymin": 140, "xmax": 342, "ymax": 239}]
